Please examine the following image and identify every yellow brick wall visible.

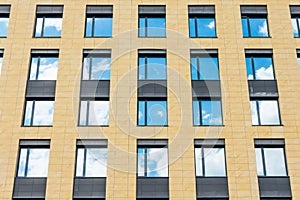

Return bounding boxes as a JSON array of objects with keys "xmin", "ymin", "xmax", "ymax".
[{"xmin": 0, "ymin": 0, "xmax": 299, "ymax": 199}]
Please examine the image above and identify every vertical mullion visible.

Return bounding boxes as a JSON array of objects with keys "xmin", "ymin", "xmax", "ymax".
[
  {"xmin": 24, "ymin": 148, "xmax": 30, "ymax": 177},
  {"xmin": 145, "ymin": 17, "xmax": 148, "ymax": 37},
  {"xmin": 144, "ymin": 100, "xmax": 147, "ymax": 125},
  {"xmin": 261, "ymin": 148, "xmax": 267, "ymax": 176},
  {"xmin": 297, "ymin": 17, "xmax": 300, "ymax": 37},
  {"xmin": 194, "ymin": 17, "xmax": 198, "ymax": 37},
  {"xmin": 251, "ymin": 57, "xmax": 256, "ymax": 80},
  {"xmin": 199, "ymin": 100, "xmax": 203, "ymax": 125},
  {"xmin": 89, "ymin": 57, "xmax": 93, "ymax": 80},
  {"xmin": 92, "ymin": 16, "xmax": 95, "ymax": 37},
  {"xmin": 256, "ymin": 101, "xmax": 261, "ymax": 125},
  {"xmin": 30, "ymin": 101, "xmax": 36, "ymax": 126},
  {"xmin": 144, "ymin": 148, "xmax": 147, "ymax": 177},
  {"xmin": 41, "ymin": 17, "xmax": 45, "ymax": 37},
  {"xmin": 36, "ymin": 57, "xmax": 40, "ymax": 80},
  {"xmin": 83, "ymin": 148, "xmax": 87, "ymax": 177},
  {"xmin": 247, "ymin": 17, "xmax": 251, "ymax": 37},
  {"xmin": 86, "ymin": 101, "xmax": 90, "ymax": 126},
  {"xmin": 145, "ymin": 57, "xmax": 148, "ymax": 80},
  {"xmin": 201, "ymin": 147, "xmax": 205, "ymax": 176},
  {"xmin": 196, "ymin": 56, "xmax": 200, "ymax": 80}
]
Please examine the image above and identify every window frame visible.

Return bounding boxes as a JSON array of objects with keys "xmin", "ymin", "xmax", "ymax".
[
  {"xmin": 245, "ymin": 54, "xmax": 275, "ymax": 80},
  {"xmin": 138, "ymin": 52, "xmax": 167, "ymax": 80},
  {"xmin": 241, "ymin": 14, "xmax": 270, "ymax": 38},
  {"xmin": 291, "ymin": 16, "xmax": 300, "ymax": 37},
  {"xmin": 0, "ymin": 13, "xmax": 10, "ymax": 38},
  {"xmin": 188, "ymin": 15, "xmax": 217, "ymax": 38},
  {"xmin": 34, "ymin": 14, "xmax": 63, "ymax": 38},
  {"xmin": 190, "ymin": 52, "xmax": 219, "ymax": 80},
  {"xmin": 85, "ymin": 15, "xmax": 113, "ymax": 38}
]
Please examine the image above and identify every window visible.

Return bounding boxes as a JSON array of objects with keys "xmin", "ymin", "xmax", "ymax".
[
  {"xmin": 82, "ymin": 49, "xmax": 111, "ymax": 80},
  {"xmin": 75, "ymin": 140, "xmax": 107, "ymax": 177},
  {"xmin": 246, "ymin": 54, "xmax": 274, "ymax": 80},
  {"xmin": 34, "ymin": 5, "xmax": 63, "ymax": 37},
  {"xmin": 17, "ymin": 140, "xmax": 50, "ymax": 177},
  {"xmin": 193, "ymin": 100, "xmax": 222, "ymax": 126},
  {"xmin": 290, "ymin": 6, "xmax": 300, "ymax": 37},
  {"xmin": 241, "ymin": 6, "xmax": 269, "ymax": 37},
  {"xmin": 190, "ymin": 50, "xmax": 219, "ymax": 80},
  {"xmin": 79, "ymin": 100, "xmax": 109, "ymax": 126},
  {"xmin": 23, "ymin": 100, "xmax": 54, "ymax": 126},
  {"xmin": 0, "ymin": 49, "xmax": 3, "ymax": 74},
  {"xmin": 137, "ymin": 140, "xmax": 168, "ymax": 177},
  {"xmin": 138, "ymin": 100, "xmax": 167, "ymax": 126},
  {"xmin": 254, "ymin": 140, "xmax": 287, "ymax": 176},
  {"xmin": 29, "ymin": 51, "xmax": 59, "ymax": 80},
  {"xmin": 250, "ymin": 100, "xmax": 280, "ymax": 125},
  {"xmin": 85, "ymin": 6, "xmax": 113, "ymax": 37},
  {"xmin": 138, "ymin": 6, "xmax": 166, "ymax": 38},
  {"xmin": 138, "ymin": 50, "xmax": 166, "ymax": 80},
  {"xmin": 188, "ymin": 6, "xmax": 216, "ymax": 38},
  {"xmin": 0, "ymin": 5, "xmax": 10, "ymax": 37},
  {"xmin": 194, "ymin": 139, "xmax": 226, "ymax": 177},
  {"xmin": 297, "ymin": 50, "xmax": 300, "ymax": 71}
]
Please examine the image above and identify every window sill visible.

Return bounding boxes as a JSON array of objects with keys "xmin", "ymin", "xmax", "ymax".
[
  {"xmin": 84, "ymin": 36, "xmax": 112, "ymax": 38},
  {"xmin": 0, "ymin": 36, "xmax": 7, "ymax": 38},
  {"xmin": 137, "ymin": 125, "xmax": 168, "ymax": 127},
  {"xmin": 138, "ymin": 36, "xmax": 166, "ymax": 38},
  {"xmin": 33, "ymin": 36, "xmax": 61, "ymax": 38},
  {"xmin": 243, "ymin": 36, "xmax": 271, "ymax": 38},
  {"xmin": 78, "ymin": 125, "xmax": 109, "ymax": 127},
  {"xmin": 190, "ymin": 36, "xmax": 218, "ymax": 38},
  {"xmin": 193, "ymin": 125, "xmax": 224, "ymax": 127},
  {"xmin": 22, "ymin": 125, "xmax": 53, "ymax": 127},
  {"xmin": 252, "ymin": 124, "xmax": 283, "ymax": 126}
]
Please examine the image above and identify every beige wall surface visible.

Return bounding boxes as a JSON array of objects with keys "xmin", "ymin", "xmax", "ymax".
[{"xmin": 0, "ymin": 0, "xmax": 300, "ymax": 199}]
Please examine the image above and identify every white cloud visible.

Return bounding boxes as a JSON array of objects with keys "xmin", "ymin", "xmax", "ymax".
[
  {"xmin": 147, "ymin": 148, "xmax": 168, "ymax": 177},
  {"xmin": 89, "ymin": 101, "xmax": 109, "ymax": 125},
  {"xmin": 207, "ymin": 21, "xmax": 215, "ymax": 30},
  {"xmin": 36, "ymin": 18, "xmax": 62, "ymax": 34},
  {"xmin": 259, "ymin": 101, "xmax": 280, "ymax": 125},
  {"xmin": 259, "ymin": 20, "xmax": 268, "ymax": 36},
  {"xmin": 38, "ymin": 60, "xmax": 58, "ymax": 80},
  {"xmin": 27, "ymin": 149, "xmax": 50, "ymax": 177},
  {"xmin": 32, "ymin": 101, "xmax": 54, "ymax": 125},
  {"xmin": 85, "ymin": 148, "xmax": 107, "ymax": 177},
  {"xmin": 203, "ymin": 148, "xmax": 226, "ymax": 176},
  {"xmin": 255, "ymin": 64, "xmax": 274, "ymax": 80}
]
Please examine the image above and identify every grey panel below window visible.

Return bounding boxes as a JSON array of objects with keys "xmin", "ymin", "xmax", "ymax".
[
  {"xmin": 0, "ymin": 5, "xmax": 10, "ymax": 14},
  {"xmin": 192, "ymin": 80, "xmax": 221, "ymax": 98},
  {"xmin": 194, "ymin": 139, "xmax": 225, "ymax": 146},
  {"xmin": 290, "ymin": 5, "xmax": 300, "ymax": 15},
  {"xmin": 36, "ymin": 5, "xmax": 64, "ymax": 14},
  {"xmin": 80, "ymin": 80, "xmax": 110, "ymax": 98},
  {"xmin": 73, "ymin": 177, "xmax": 106, "ymax": 199},
  {"xmin": 136, "ymin": 177, "xmax": 169, "ymax": 199},
  {"xmin": 137, "ymin": 139, "xmax": 168, "ymax": 146},
  {"xmin": 240, "ymin": 5, "xmax": 267, "ymax": 15},
  {"xmin": 196, "ymin": 177, "xmax": 229, "ymax": 199},
  {"xmin": 258, "ymin": 177, "xmax": 292, "ymax": 198},
  {"xmin": 138, "ymin": 6, "xmax": 165, "ymax": 15},
  {"xmin": 248, "ymin": 80, "xmax": 278, "ymax": 98},
  {"xmin": 188, "ymin": 6, "xmax": 215, "ymax": 15},
  {"xmin": 19, "ymin": 139, "xmax": 50, "ymax": 147},
  {"xmin": 138, "ymin": 80, "xmax": 167, "ymax": 98},
  {"xmin": 26, "ymin": 80, "xmax": 56, "ymax": 98},
  {"xmin": 13, "ymin": 178, "xmax": 47, "ymax": 199},
  {"xmin": 254, "ymin": 139, "xmax": 285, "ymax": 147},
  {"xmin": 86, "ymin": 5, "xmax": 113, "ymax": 15}
]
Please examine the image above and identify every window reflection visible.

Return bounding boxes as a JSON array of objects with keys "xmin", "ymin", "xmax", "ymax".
[
  {"xmin": 137, "ymin": 147, "xmax": 168, "ymax": 177},
  {"xmin": 24, "ymin": 101, "xmax": 54, "ymax": 126},
  {"xmin": 193, "ymin": 100, "xmax": 223, "ymax": 126},
  {"xmin": 139, "ymin": 17, "xmax": 166, "ymax": 37},
  {"xmin": 250, "ymin": 100, "xmax": 280, "ymax": 125},
  {"xmin": 35, "ymin": 17, "xmax": 62, "ymax": 37},
  {"xmin": 17, "ymin": 148, "xmax": 50, "ymax": 177},
  {"xmin": 190, "ymin": 57, "xmax": 219, "ymax": 80},
  {"xmin": 79, "ymin": 100, "xmax": 109, "ymax": 126},
  {"xmin": 139, "ymin": 56, "xmax": 166, "ymax": 80},
  {"xmin": 246, "ymin": 57, "xmax": 274, "ymax": 80},
  {"xmin": 0, "ymin": 17, "xmax": 9, "ymax": 37},
  {"xmin": 85, "ymin": 17, "xmax": 112, "ymax": 37},
  {"xmin": 138, "ymin": 100, "xmax": 168, "ymax": 126},
  {"xmin": 30, "ymin": 57, "xmax": 58, "ymax": 80},
  {"xmin": 242, "ymin": 17, "xmax": 269, "ymax": 37},
  {"xmin": 291, "ymin": 18, "xmax": 300, "ymax": 37},
  {"xmin": 189, "ymin": 17, "xmax": 216, "ymax": 38},
  {"xmin": 83, "ymin": 57, "xmax": 111, "ymax": 80}
]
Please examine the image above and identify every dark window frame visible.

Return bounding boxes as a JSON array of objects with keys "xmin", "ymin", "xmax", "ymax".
[
  {"xmin": 0, "ymin": 6, "xmax": 10, "ymax": 38},
  {"xmin": 34, "ymin": 14, "xmax": 63, "ymax": 38},
  {"xmin": 85, "ymin": 14, "xmax": 113, "ymax": 38},
  {"xmin": 241, "ymin": 14, "xmax": 270, "ymax": 38}
]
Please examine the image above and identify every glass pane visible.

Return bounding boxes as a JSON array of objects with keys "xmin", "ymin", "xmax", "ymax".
[
  {"xmin": 24, "ymin": 101, "xmax": 33, "ymax": 126},
  {"xmin": 139, "ymin": 17, "xmax": 146, "ymax": 37},
  {"xmin": 85, "ymin": 17, "xmax": 93, "ymax": 37},
  {"xmin": 17, "ymin": 149, "xmax": 28, "ymax": 177},
  {"xmin": 147, "ymin": 57, "xmax": 166, "ymax": 80},
  {"xmin": 189, "ymin": 18, "xmax": 196, "ymax": 37},
  {"xmin": 195, "ymin": 148, "xmax": 203, "ymax": 176},
  {"xmin": 0, "ymin": 17, "xmax": 9, "ymax": 37},
  {"xmin": 88, "ymin": 101, "xmax": 109, "ymax": 125},
  {"xmin": 197, "ymin": 18, "xmax": 216, "ymax": 37},
  {"xmin": 79, "ymin": 101, "xmax": 88, "ymax": 126},
  {"xmin": 242, "ymin": 18, "xmax": 249, "ymax": 37},
  {"xmin": 94, "ymin": 17, "xmax": 112, "ymax": 37},
  {"xmin": 146, "ymin": 148, "xmax": 168, "ymax": 177},
  {"xmin": 199, "ymin": 57, "xmax": 219, "ymax": 80},
  {"xmin": 298, "ymin": 57, "xmax": 300, "ymax": 72},
  {"xmin": 36, "ymin": 57, "xmax": 58, "ymax": 80},
  {"xmin": 255, "ymin": 148, "xmax": 264, "ymax": 176},
  {"xmin": 192, "ymin": 101, "xmax": 200, "ymax": 126},
  {"xmin": 138, "ymin": 101, "xmax": 145, "ymax": 125},
  {"xmin": 42, "ymin": 18, "xmax": 62, "ymax": 37},
  {"xmin": 190, "ymin": 57, "xmax": 198, "ymax": 80},
  {"xmin": 258, "ymin": 100, "xmax": 280, "ymax": 125},
  {"xmin": 0, "ymin": 57, "xmax": 2, "ymax": 75},
  {"xmin": 91, "ymin": 57, "xmax": 111, "ymax": 80},
  {"xmin": 35, "ymin": 18, "xmax": 43, "ymax": 37},
  {"xmin": 29, "ymin": 58, "xmax": 38, "ymax": 80},
  {"xmin": 137, "ymin": 148, "xmax": 145, "ymax": 176},
  {"xmin": 27, "ymin": 149, "xmax": 50, "ymax": 177},
  {"xmin": 138, "ymin": 57, "xmax": 146, "ymax": 80},
  {"xmin": 147, "ymin": 18, "xmax": 166, "ymax": 37},
  {"xmin": 250, "ymin": 101, "xmax": 259, "ymax": 125},
  {"xmin": 82, "ymin": 57, "xmax": 90, "ymax": 80},
  {"xmin": 291, "ymin": 18, "xmax": 299, "ymax": 37},
  {"xmin": 147, "ymin": 101, "xmax": 168, "ymax": 126},
  {"xmin": 249, "ymin": 18, "xmax": 268, "ymax": 37},
  {"xmin": 264, "ymin": 148, "xmax": 287, "ymax": 176},
  {"xmin": 32, "ymin": 101, "xmax": 54, "ymax": 126},
  {"xmin": 75, "ymin": 148, "xmax": 84, "ymax": 176},
  {"xmin": 85, "ymin": 148, "xmax": 107, "ymax": 177},
  {"xmin": 245, "ymin": 57, "xmax": 254, "ymax": 80},
  {"xmin": 201, "ymin": 100, "xmax": 222, "ymax": 125},
  {"xmin": 204, "ymin": 148, "xmax": 226, "ymax": 176},
  {"xmin": 253, "ymin": 57, "xmax": 274, "ymax": 80}
]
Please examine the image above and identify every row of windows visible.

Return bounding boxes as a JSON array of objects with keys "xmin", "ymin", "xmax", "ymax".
[
  {"xmin": 16, "ymin": 139, "xmax": 288, "ymax": 178},
  {"xmin": 14, "ymin": 48, "xmax": 295, "ymax": 127},
  {"xmin": 1, "ymin": 5, "xmax": 300, "ymax": 38}
]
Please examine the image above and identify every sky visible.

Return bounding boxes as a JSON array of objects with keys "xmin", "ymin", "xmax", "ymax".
[
  {"xmin": 83, "ymin": 57, "xmax": 111, "ymax": 80},
  {"xmin": 0, "ymin": 18, "xmax": 8, "ymax": 37},
  {"xmin": 30, "ymin": 57, "xmax": 58, "ymax": 80},
  {"xmin": 35, "ymin": 18, "xmax": 62, "ymax": 37}
]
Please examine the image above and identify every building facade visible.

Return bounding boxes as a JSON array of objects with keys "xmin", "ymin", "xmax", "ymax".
[{"xmin": 0, "ymin": 0, "xmax": 300, "ymax": 199}]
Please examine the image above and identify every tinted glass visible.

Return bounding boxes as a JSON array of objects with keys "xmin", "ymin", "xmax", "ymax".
[
  {"xmin": 138, "ymin": 101, "xmax": 146, "ymax": 126},
  {"xmin": 204, "ymin": 148, "xmax": 226, "ymax": 176},
  {"xmin": 85, "ymin": 148, "xmax": 107, "ymax": 177},
  {"xmin": 255, "ymin": 148, "xmax": 264, "ymax": 176},
  {"xmin": 250, "ymin": 101, "xmax": 259, "ymax": 125},
  {"xmin": 264, "ymin": 148, "xmax": 287, "ymax": 176},
  {"xmin": 30, "ymin": 57, "xmax": 58, "ymax": 80},
  {"xmin": 26, "ymin": 149, "xmax": 50, "ymax": 177},
  {"xmin": 241, "ymin": 18, "xmax": 249, "ymax": 37},
  {"xmin": 94, "ymin": 17, "xmax": 112, "ymax": 37},
  {"xmin": 17, "ymin": 148, "xmax": 28, "ymax": 177},
  {"xmin": 83, "ymin": 57, "xmax": 111, "ymax": 80},
  {"xmin": 85, "ymin": 17, "xmax": 93, "ymax": 37},
  {"xmin": 197, "ymin": 18, "xmax": 216, "ymax": 37},
  {"xmin": 0, "ymin": 17, "xmax": 9, "ymax": 37},
  {"xmin": 32, "ymin": 101, "xmax": 54, "ymax": 126},
  {"xmin": 147, "ymin": 101, "xmax": 168, "ymax": 126},
  {"xmin": 249, "ymin": 18, "xmax": 268, "ymax": 37},
  {"xmin": 79, "ymin": 101, "xmax": 109, "ymax": 126},
  {"xmin": 190, "ymin": 57, "xmax": 219, "ymax": 80},
  {"xmin": 193, "ymin": 100, "xmax": 222, "ymax": 126},
  {"xmin": 147, "ymin": 57, "xmax": 166, "ymax": 80},
  {"xmin": 291, "ymin": 18, "xmax": 299, "ymax": 37},
  {"xmin": 189, "ymin": 18, "xmax": 196, "ymax": 37},
  {"xmin": 75, "ymin": 148, "xmax": 84, "ymax": 176},
  {"xmin": 35, "ymin": 17, "xmax": 62, "ymax": 37},
  {"xmin": 258, "ymin": 100, "xmax": 280, "ymax": 125},
  {"xmin": 195, "ymin": 148, "xmax": 203, "ymax": 176},
  {"xmin": 246, "ymin": 57, "xmax": 274, "ymax": 80},
  {"xmin": 137, "ymin": 148, "xmax": 146, "ymax": 176},
  {"xmin": 139, "ymin": 17, "xmax": 166, "ymax": 37}
]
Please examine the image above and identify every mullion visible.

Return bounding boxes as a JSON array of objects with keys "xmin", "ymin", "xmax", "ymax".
[
  {"xmin": 256, "ymin": 101, "xmax": 261, "ymax": 125},
  {"xmin": 145, "ymin": 57, "xmax": 148, "ymax": 80},
  {"xmin": 144, "ymin": 101, "xmax": 148, "ymax": 125},
  {"xmin": 199, "ymin": 101, "xmax": 203, "ymax": 125},
  {"xmin": 246, "ymin": 17, "xmax": 251, "ymax": 37},
  {"xmin": 89, "ymin": 57, "xmax": 93, "ymax": 80},
  {"xmin": 24, "ymin": 148, "xmax": 30, "ymax": 177},
  {"xmin": 296, "ymin": 17, "xmax": 300, "ymax": 37},
  {"xmin": 92, "ymin": 16, "xmax": 95, "ymax": 37},
  {"xmin": 261, "ymin": 148, "xmax": 267, "ymax": 176},
  {"xmin": 201, "ymin": 147, "xmax": 205, "ymax": 176},
  {"xmin": 86, "ymin": 101, "xmax": 90, "ymax": 126},
  {"xmin": 41, "ymin": 17, "xmax": 45, "ymax": 37},
  {"xmin": 145, "ymin": 17, "xmax": 148, "ymax": 37},
  {"xmin": 144, "ymin": 148, "xmax": 147, "ymax": 177},
  {"xmin": 194, "ymin": 17, "xmax": 198, "ymax": 37},
  {"xmin": 83, "ymin": 148, "xmax": 87, "ymax": 177},
  {"xmin": 36, "ymin": 57, "xmax": 41, "ymax": 80},
  {"xmin": 30, "ymin": 100, "xmax": 36, "ymax": 126},
  {"xmin": 251, "ymin": 57, "xmax": 256, "ymax": 80},
  {"xmin": 196, "ymin": 56, "xmax": 200, "ymax": 80}
]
